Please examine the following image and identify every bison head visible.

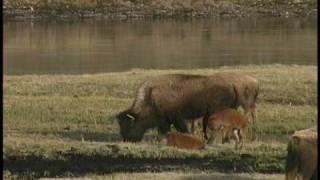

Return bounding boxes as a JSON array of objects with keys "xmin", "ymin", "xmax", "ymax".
[{"xmin": 116, "ymin": 110, "xmax": 144, "ymax": 142}]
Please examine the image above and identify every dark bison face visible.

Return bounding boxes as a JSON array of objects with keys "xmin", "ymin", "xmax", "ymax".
[
  {"xmin": 116, "ymin": 110, "xmax": 144, "ymax": 142},
  {"xmin": 116, "ymin": 110, "xmax": 134, "ymax": 141}
]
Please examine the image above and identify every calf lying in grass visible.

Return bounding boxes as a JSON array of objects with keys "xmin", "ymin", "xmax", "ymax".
[
  {"xmin": 206, "ymin": 108, "xmax": 249, "ymax": 149},
  {"xmin": 166, "ymin": 132, "xmax": 205, "ymax": 150}
]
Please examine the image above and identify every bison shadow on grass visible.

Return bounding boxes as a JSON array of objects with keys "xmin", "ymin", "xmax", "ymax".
[
  {"xmin": 52, "ymin": 130, "xmax": 162, "ymax": 143},
  {"xmin": 4, "ymin": 152, "xmax": 261, "ymax": 178},
  {"xmin": 51, "ymin": 130, "xmax": 122, "ymax": 142}
]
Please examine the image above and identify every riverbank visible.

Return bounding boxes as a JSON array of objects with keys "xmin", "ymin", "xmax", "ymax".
[
  {"xmin": 43, "ymin": 172, "xmax": 284, "ymax": 180},
  {"xmin": 4, "ymin": 0, "xmax": 317, "ymax": 20},
  {"xmin": 3, "ymin": 65, "xmax": 317, "ymax": 178}
]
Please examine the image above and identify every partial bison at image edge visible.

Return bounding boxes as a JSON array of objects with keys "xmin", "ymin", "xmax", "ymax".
[
  {"xmin": 285, "ymin": 127, "xmax": 318, "ymax": 180},
  {"xmin": 116, "ymin": 73, "xmax": 259, "ymax": 142}
]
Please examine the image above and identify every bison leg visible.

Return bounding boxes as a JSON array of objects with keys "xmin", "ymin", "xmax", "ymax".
[
  {"xmin": 250, "ymin": 108, "xmax": 256, "ymax": 125},
  {"xmin": 244, "ymin": 106, "xmax": 256, "ymax": 125},
  {"xmin": 285, "ymin": 159, "xmax": 299, "ymax": 180},
  {"xmin": 207, "ymin": 133, "xmax": 214, "ymax": 144},
  {"xmin": 156, "ymin": 118, "xmax": 171, "ymax": 142},
  {"xmin": 158, "ymin": 119, "xmax": 171, "ymax": 135},
  {"xmin": 311, "ymin": 169, "xmax": 318, "ymax": 180},
  {"xmin": 222, "ymin": 130, "xmax": 230, "ymax": 144},
  {"xmin": 241, "ymin": 126, "xmax": 248, "ymax": 143},
  {"xmin": 207, "ymin": 128, "xmax": 219, "ymax": 145},
  {"xmin": 233, "ymin": 129, "xmax": 241, "ymax": 149},
  {"xmin": 222, "ymin": 136, "xmax": 229, "ymax": 144},
  {"xmin": 173, "ymin": 119, "xmax": 189, "ymax": 133},
  {"xmin": 244, "ymin": 109, "xmax": 251, "ymax": 123},
  {"xmin": 244, "ymin": 109, "xmax": 256, "ymax": 142},
  {"xmin": 301, "ymin": 153, "xmax": 317, "ymax": 180},
  {"xmin": 202, "ymin": 113, "xmax": 210, "ymax": 140},
  {"xmin": 285, "ymin": 137, "xmax": 300, "ymax": 180},
  {"xmin": 191, "ymin": 119, "xmax": 197, "ymax": 134},
  {"xmin": 237, "ymin": 129, "xmax": 245, "ymax": 149}
]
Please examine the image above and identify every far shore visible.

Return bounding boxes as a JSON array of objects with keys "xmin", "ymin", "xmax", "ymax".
[{"xmin": 4, "ymin": 0, "xmax": 317, "ymax": 20}]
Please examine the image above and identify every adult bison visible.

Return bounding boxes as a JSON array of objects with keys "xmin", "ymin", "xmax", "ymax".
[
  {"xmin": 117, "ymin": 73, "xmax": 258, "ymax": 142},
  {"xmin": 285, "ymin": 127, "xmax": 317, "ymax": 180}
]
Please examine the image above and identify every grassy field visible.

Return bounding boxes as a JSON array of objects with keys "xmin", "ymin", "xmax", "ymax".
[{"xmin": 3, "ymin": 64, "xmax": 317, "ymax": 179}]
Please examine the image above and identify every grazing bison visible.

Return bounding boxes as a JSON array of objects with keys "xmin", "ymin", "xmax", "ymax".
[
  {"xmin": 166, "ymin": 132, "xmax": 205, "ymax": 150},
  {"xmin": 206, "ymin": 108, "xmax": 249, "ymax": 149},
  {"xmin": 285, "ymin": 127, "xmax": 317, "ymax": 180},
  {"xmin": 117, "ymin": 73, "xmax": 258, "ymax": 142}
]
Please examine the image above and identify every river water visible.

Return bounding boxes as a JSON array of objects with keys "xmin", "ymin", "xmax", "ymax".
[{"xmin": 3, "ymin": 18, "xmax": 317, "ymax": 75}]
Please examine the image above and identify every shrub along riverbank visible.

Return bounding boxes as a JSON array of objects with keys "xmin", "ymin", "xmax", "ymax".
[
  {"xmin": 4, "ymin": 0, "xmax": 317, "ymax": 20},
  {"xmin": 3, "ymin": 65, "xmax": 317, "ymax": 178}
]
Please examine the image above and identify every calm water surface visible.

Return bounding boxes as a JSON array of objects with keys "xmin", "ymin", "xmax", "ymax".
[{"xmin": 4, "ymin": 18, "xmax": 317, "ymax": 75}]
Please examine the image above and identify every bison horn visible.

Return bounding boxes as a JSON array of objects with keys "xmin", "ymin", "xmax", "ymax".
[{"xmin": 126, "ymin": 114, "xmax": 135, "ymax": 120}]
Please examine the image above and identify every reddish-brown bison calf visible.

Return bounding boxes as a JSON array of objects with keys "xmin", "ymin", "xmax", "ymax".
[
  {"xmin": 206, "ymin": 108, "xmax": 249, "ymax": 149},
  {"xmin": 166, "ymin": 132, "xmax": 205, "ymax": 150}
]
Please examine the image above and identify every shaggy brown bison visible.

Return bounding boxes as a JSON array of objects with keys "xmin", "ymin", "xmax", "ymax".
[
  {"xmin": 206, "ymin": 108, "xmax": 249, "ymax": 149},
  {"xmin": 166, "ymin": 132, "xmax": 205, "ymax": 150},
  {"xmin": 117, "ymin": 73, "xmax": 258, "ymax": 142},
  {"xmin": 285, "ymin": 127, "xmax": 317, "ymax": 180}
]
